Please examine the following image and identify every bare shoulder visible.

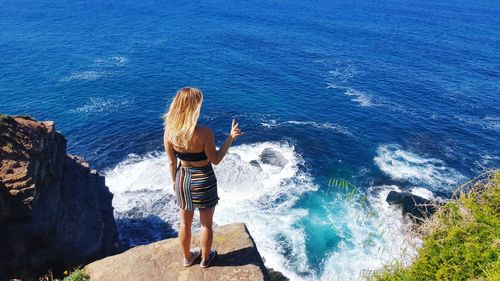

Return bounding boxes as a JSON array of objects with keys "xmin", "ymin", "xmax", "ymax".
[
  {"xmin": 163, "ymin": 129, "xmax": 169, "ymax": 142},
  {"xmin": 195, "ymin": 126, "xmax": 213, "ymax": 136}
]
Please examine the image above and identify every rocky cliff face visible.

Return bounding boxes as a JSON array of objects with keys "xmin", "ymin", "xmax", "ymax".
[
  {"xmin": 0, "ymin": 115, "xmax": 118, "ymax": 279},
  {"xmin": 85, "ymin": 223, "xmax": 271, "ymax": 281}
]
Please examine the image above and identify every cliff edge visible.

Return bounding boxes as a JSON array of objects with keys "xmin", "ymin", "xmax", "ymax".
[
  {"xmin": 0, "ymin": 115, "xmax": 119, "ymax": 279},
  {"xmin": 85, "ymin": 223, "xmax": 271, "ymax": 281}
]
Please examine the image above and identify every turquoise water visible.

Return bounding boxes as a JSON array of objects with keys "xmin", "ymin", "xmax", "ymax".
[{"xmin": 1, "ymin": 0, "xmax": 499, "ymax": 279}]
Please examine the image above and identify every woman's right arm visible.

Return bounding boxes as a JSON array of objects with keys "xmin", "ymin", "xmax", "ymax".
[
  {"xmin": 163, "ymin": 130, "xmax": 177, "ymax": 190},
  {"xmin": 205, "ymin": 119, "xmax": 242, "ymax": 165}
]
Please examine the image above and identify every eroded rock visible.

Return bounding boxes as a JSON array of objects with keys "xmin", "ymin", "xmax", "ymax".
[{"xmin": 0, "ymin": 115, "xmax": 119, "ymax": 279}]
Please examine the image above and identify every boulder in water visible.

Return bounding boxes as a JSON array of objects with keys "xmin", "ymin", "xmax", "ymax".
[
  {"xmin": 260, "ymin": 148, "xmax": 288, "ymax": 167},
  {"xmin": 250, "ymin": 159, "xmax": 261, "ymax": 168},
  {"xmin": 386, "ymin": 191, "xmax": 439, "ymax": 222}
]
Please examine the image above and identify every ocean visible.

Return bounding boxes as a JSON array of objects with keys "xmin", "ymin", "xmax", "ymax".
[{"xmin": 1, "ymin": 0, "xmax": 499, "ymax": 280}]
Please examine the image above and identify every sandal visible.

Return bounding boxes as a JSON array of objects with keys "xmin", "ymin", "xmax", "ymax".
[
  {"xmin": 183, "ymin": 247, "xmax": 201, "ymax": 267},
  {"xmin": 200, "ymin": 250, "xmax": 217, "ymax": 268}
]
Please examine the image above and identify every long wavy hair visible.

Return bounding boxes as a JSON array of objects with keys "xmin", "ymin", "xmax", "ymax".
[{"xmin": 163, "ymin": 87, "xmax": 203, "ymax": 148}]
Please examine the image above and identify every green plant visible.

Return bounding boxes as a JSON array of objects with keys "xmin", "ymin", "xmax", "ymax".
[
  {"xmin": 328, "ymin": 177, "xmax": 370, "ymax": 206},
  {"xmin": 39, "ymin": 268, "xmax": 89, "ymax": 281},
  {"xmin": 370, "ymin": 170, "xmax": 500, "ymax": 281},
  {"xmin": 63, "ymin": 268, "xmax": 89, "ymax": 281}
]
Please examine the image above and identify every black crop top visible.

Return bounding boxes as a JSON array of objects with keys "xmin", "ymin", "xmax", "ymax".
[{"xmin": 173, "ymin": 149, "xmax": 208, "ymax": 161}]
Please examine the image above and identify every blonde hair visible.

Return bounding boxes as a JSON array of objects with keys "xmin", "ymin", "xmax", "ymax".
[{"xmin": 163, "ymin": 87, "xmax": 203, "ymax": 148}]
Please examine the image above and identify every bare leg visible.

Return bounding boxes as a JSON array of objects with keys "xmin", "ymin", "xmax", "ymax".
[
  {"xmin": 179, "ymin": 209, "xmax": 194, "ymax": 259},
  {"xmin": 199, "ymin": 207, "xmax": 215, "ymax": 260}
]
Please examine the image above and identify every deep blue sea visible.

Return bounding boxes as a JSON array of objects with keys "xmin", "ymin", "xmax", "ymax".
[{"xmin": 1, "ymin": 0, "xmax": 499, "ymax": 280}]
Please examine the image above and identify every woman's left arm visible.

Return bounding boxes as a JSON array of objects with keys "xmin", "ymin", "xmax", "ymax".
[
  {"xmin": 163, "ymin": 131, "xmax": 177, "ymax": 191},
  {"xmin": 204, "ymin": 119, "xmax": 242, "ymax": 165}
]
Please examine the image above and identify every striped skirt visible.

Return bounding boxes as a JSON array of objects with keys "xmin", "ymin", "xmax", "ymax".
[{"xmin": 175, "ymin": 163, "xmax": 219, "ymax": 210}]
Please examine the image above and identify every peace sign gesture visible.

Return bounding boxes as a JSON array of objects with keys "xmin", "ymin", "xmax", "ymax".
[{"xmin": 230, "ymin": 119, "xmax": 243, "ymax": 140}]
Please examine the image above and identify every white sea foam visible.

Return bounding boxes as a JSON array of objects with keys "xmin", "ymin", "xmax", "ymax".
[
  {"xmin": 104, "ymin": 141, "xmax": 318, "ymax": 280},
  {"xmin": 320, "ymin": 185, "xmax": 419, "ymax": 281},
  {"xmin": 328, "ymin": 66, "xmax": 358, "ymax": 82},
  {"xmin": 325, "ymin": 83, "xmax": 417, "ymax": 115},
  {"xmin": 326, "ymin": 83, "xmax": 374, "ymax": 107},
  {"xmin": 480, "ymin": 154, "xmax": 500, "ymax": 165},
  {"xmin": 484, "ymin": 116, "xmax": 500, "ymax": 129},
  {"xmin": 260, "ymin": 120, "xmax": 352, "ymax": 136},
  {"xmin": 60, "ymin": 70, "xmax": 106, "ymax": 82},
  {"xmin": 94, "ymin": 55, "xmax": 129, "ymax": 66},
  {"xmin": 475, "ymin": 154, "xmax": 500, "ymax": 172},
  {"xmin": 374, "ymin": 144, "xmax": 466, "ymax": 191},
  {"xmin": 111, "ymin": 55, "xmax": 128, "ymax": 65},
  {"xmin": 70, "ymin": 97, "xmax": 130, "ymax": 114},
  {"xmin": 409, "ymin": 187, "xmax": 435, "ymax": 200},
  {"xmin": 344, "ymin": 88, "xmax": 373, "ymax": 107},
  {"xmin": 453, "ymin": 114, "xmax": 500, "ymax": 131},
  {"xmin": 62, "ymin": 55, "xmax": 128, "ymax": 82},
  {"xmin": 106, "ymin": 152, "xmax": 169, "ymax": 193},
  {"xmin": 104, "ymin": 151, "xmax": 179, "ymax": 244},
  {"xmin": 260, "ymin": 119, "xmax": 278, "ymax": 128}
]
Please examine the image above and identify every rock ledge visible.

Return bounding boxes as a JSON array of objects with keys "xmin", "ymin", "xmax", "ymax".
[{"xmin": 85, "ymin": 223, "xmax": 271, "ymax": 281}]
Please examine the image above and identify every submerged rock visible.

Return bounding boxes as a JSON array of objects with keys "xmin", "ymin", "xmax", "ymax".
[
  {"xmin": 85, "ymin": 223, "xmax": 271, "ymax": 281},
  {"xmin": 267, "ymin": 268, "xmax": 289, "ymax": 281},
  {"xmin": 260, "ymin": 148, "xmax": 288, "ymax": 167},
  {"xmin": 386, "ymin": 191, "xmax": 439, "ymax": 222},
  {"xmin": 0, "ymin": 115, "xmax": 119, "ymax": 279},
  {"xmin": 250, "ymin": 159, "xmax": 261, "ymax": 168}
]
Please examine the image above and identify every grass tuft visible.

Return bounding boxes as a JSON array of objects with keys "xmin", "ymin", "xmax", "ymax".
[
  {"xmin": 369, "ymin": 170, "xmax": 500, "ymax": 281},
  {"xmin": 39, "ymin": 267, "xmax": 89, "ymax": 281},
  {"xmin": 62, "ymin": 268, "xmax": 89, "ymax": 281}
]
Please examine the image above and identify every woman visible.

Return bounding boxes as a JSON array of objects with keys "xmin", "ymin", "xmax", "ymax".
[{"xmin": 163, "ymin": 87, "xmax": 242, "ymax": 268}]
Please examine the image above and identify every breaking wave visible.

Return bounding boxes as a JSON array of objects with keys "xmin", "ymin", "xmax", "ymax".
[{"xmin": 374, "ymin": 144, "xmax": 466, "ymax": 192}]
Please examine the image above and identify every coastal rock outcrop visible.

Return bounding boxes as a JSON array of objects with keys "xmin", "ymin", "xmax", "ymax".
[
  {"xmin": 85, "ymin": 223, "xmax": 271, "ymax": 281},
  {"xmin": 386, "ymin": 191, "xmax": 439, "ymax": 222},
  {"xmin": 260, "ymin": 148, "xmax": 288, "ymax": 167},
  {"xmin": 0, "ymin": 115, "xmax": 118, "ymax": 279}
]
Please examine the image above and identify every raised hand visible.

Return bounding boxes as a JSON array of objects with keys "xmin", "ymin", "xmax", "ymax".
[{"xmin": 230, "ymin": 119, "xmax": 243, "ymax": 140}]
